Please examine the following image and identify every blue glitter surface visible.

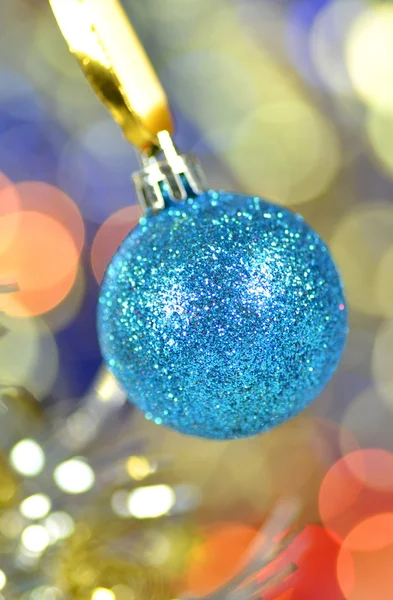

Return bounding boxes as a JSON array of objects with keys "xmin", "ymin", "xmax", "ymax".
[{"xmin": 98, "ymin": 191, "xmax": 347, "ymax": 440}]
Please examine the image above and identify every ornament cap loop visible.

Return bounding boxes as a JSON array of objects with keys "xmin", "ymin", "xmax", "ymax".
[
  {"xmin": 49, "ymin": 0, "xmax": 173, "ymax": 154},
  {"xmin": 132, "ymin": 131, "xmax": 207, "ymax": 213}
]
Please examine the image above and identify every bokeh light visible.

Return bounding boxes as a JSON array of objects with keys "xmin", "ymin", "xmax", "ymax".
[
  {"xmin": 127, "ymin": 485, "xmax": 175, "ymax": 519},
  {"xmin": 342, "ymin": 387, "xmax": 393, "ymax": 451},
  {"xmin": 20, "ymin": 494, "xmax": 52, "ymax": 520},
  {"xmin": 337, "ymin": 513, "xmax": 393, "ymax": 599},
  {"xmin": 22, "ymin": 524, "xmax": 50, "ymax": 553},
  {"xmin": 185, "ymin": 523, "xmax": 257, "ymax": 597},
  {"xmin": 319, "ymin": 449, "xmax": 393, "ymax": 542},
  {"xmin": 0, "ymin": 211, "xmax": 79, "ymax": 316},
  {"xmin": 310, "ymin": 0, "xmax": 363, "ymax": 98},
  {"xmin": 227, "ymin": 100, "xmax": 340, "ymax": 205},
  {"xmin": 44, "ymin": 512, "xmax": 75, "ymax": 543},
  {"xmin": 126, "ymin": 455, "xmax": 153, "ymax": 481},
  {"xmin": 10, "ymin": 439, "xmax": 45, "ymax": 477},
  {"xmin": 346, "ymin": 6, "xmax": 393, "ymax": 111},
  {"xmin": 53, "ymin": 459, "xmax": 95, "ymax": 495},
  {"xmin": 373, "ymin": 320, "xmax": 393, "ymax": 405},
  {"xmin": 91, "ymin": 589, "xmax": 115, "ymax": 600},
  {"xmin": 0, "ymin": 311, "xmax": 58, "ymax": 399},
  {"xmin": 367, "ymin": 110, "xmax": 393, "ymax": 179},
  {"xmin": 330, "ymin": 203, "xmax": 393, "ymax": 316},
  {"xmin": 91, "ymin": 205, "xmax": 141, "ymax": 283}
]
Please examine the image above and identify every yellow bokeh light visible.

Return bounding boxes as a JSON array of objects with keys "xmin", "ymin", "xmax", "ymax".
[
  {"xmin": 375, "ymin": 246, "xmax": 393, "ymax": 318},
  {"xmin": 20, "ymin": 494, "xmax": 51, "ymax": 520},
  {"xmin": 346, "ymin": 6, "xmax": 393, "ymax": 110},
  {"xmin": 53, "ymin": 458, "xmax": 95, "ymax": 494},
  {"xmin": 367, "ymin": 109, "xmax": 393, "ymax": 177},
  {"xmin": 10, "ymin": 439, "xmax": 45, "ymax": 477},
  {"xmin": 44, "ymin": 511, "xmax": 75, "ymax": 542},
  {"xmin": 126, "ymin": 456, "xmax": 152, "ymax": 481},
  {"xmin": 227, "ymin": 101, "xmax": 340, "ymax": 205},
  {"xmin": 21, "ymin": 524, "xmax": 50, "ymax": 553},
  {"xmin": 96, "ymin": 370, "xmax": 122, "ymax": 403},
  {"xmin": 0, "ymin": 571, "xmax": 6, "ymax": 591},
  {"xmin": 330, "ymin": 203, "xmax": 393, "ymax": 316},
  {"xmin": 373, "ymin": 321, "xmax": 393, "ymax": 406},
  {"xmin": 0, "ymin": 510, "xmax": 24, "ymax": 539},
  {"xmin": 127, "ymin": 484, "xmax": 175, "ymax": 519},
  {"xmin": 91, "ymin": 589, "xmax": 115, "ymax": 600}
]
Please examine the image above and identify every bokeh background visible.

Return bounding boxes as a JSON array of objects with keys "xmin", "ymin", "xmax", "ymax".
[{"xmin": 1, "ymin": 0, "xmax": 393, "ymax": 598}]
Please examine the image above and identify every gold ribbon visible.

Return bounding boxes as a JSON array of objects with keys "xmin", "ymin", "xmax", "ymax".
[{"xmin": 49, "ymin": 0, "xmax": 173, "ymax": 154}]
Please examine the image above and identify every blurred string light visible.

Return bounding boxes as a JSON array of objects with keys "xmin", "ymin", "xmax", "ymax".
[
  {"xmin": 128, "ymin": 485, "xmax": 176, "ymax": 519},
  {"xmin": 91, "ymin": 205, "xmax": 141, "ymax": 283},
  {"xmin": 10, "ymin": 439, "xmax": 45, "ymax": 477},
  {"xmin": 22, "ymin": 524, "xmax": 50, "ymax": 553},
  {"xmin": 126, "ymin": 455, "xmax": 154, "ymax": 481},
  {"xmin": 20, "ymin": 494, "xmax": 52, "ymax": 520},
  {"xmin": 330, "ymin": 203, "xmax": 393, "ymax": 316},
  {"xmin": 346, "ymin": 5, "xmax": 393, "ymax": 111},
  {"xmin": 91, "ymin": 589, "xmax": 115, "ymax": 600},
  {"xmin": 53, "ymin": 458, "xmax": 95, "ymax": 495},
  {"xmin": 337, "ymin": 513, "xmax": 393, "ymax": 599},
  {"xmin": 44, "ymin": 512, "xmax": 75, "ymax": 543}
]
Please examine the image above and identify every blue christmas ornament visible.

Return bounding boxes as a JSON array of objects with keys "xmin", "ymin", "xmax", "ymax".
[{"xmin": 98, "ymin": 183, "xmax": 347, "ymax": 440}]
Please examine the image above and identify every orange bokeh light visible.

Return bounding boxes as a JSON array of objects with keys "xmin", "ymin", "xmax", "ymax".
[
  {"xmin": 91, "ymin": 205, "xmax": 141, "ymax": 283},
  {"xmin": 0, "ymin": 211, "xmax": 79, "ymax": 316},
  {"xmin": 319, "ymin": 449, "xmax": 393, "ymax": 543},
  {"xmin": 184, "ymin": 523, "xmax": 258, "ymax": 597},
  {"xmin": 0, "ymin": 174, "xmax": 20, "ymax": 256},
  {"xmin": 337, "ymin": 513, "xmax": 393, "ymax": 600},
  {"xmin": 2, "ymin": 181, "xmax": 85, "ymax": 256}
]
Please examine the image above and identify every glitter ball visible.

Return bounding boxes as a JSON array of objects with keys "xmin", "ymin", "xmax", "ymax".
[{"xmin": 98, "ymin": 191, "xmax": 347, "ymax": 440}]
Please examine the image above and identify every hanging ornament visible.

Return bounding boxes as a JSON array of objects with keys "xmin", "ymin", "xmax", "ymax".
[{"xmin": 50, "ymin": 0, "xmax": 347, "ymax": 440}]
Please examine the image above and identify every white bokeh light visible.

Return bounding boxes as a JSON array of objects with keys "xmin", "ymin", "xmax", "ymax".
[
  {"xmin": 20, "ymin": 494, "xmax": 52, "ymax": 520},
  {"xmin": 53, "ymin": 458, "xmax": 95, "ymax": 494},
  {"xmin": 22, "ymin": 525, "xmax": 50, "ymax": 553},
  {"xmin": 127, "ymin": 484, "xmax": 175, "ymax": 519},
  {"xmin": 10, "ymin": 439, "xmax": 45, "ymax": 477},
  {"xmin": 91, "ymin": 589, "xmax": 116, "ymax": 600},
  {"xmin": 44, "ymin": 511, "xmax": 75, "ymax": 542}
]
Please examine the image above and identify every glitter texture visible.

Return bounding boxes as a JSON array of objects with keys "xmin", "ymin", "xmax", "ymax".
[{"xmin": 98, "ymin": 191, "xmax": 347, "ymax": 440}]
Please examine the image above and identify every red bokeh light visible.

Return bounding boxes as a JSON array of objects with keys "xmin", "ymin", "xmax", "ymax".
[{"xmin": 91, "ymin": 205, "xmax": 141, "ymax": 283}]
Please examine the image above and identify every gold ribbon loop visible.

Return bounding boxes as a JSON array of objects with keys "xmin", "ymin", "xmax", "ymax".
[{"xmin": 49, "ymin": 0, "xmax": 173, "ymax": 154}]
